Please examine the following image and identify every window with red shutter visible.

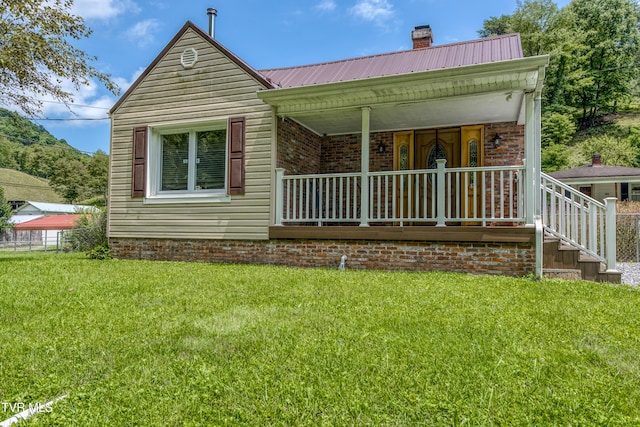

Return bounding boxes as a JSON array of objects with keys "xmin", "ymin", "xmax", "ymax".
[{"xmin": 139, "ymin": 117, "xmax": 245, "ymax": 202}]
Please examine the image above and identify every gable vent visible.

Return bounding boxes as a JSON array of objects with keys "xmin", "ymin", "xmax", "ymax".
[{"xmin": 180, "ymin": 47, "xmax": 198, "ymax": 69}]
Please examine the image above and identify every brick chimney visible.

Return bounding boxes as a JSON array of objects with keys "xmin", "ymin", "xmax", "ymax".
[
  {"xmin": 412, "ymin": 25, "xmax": 433, "ymax": 49},
  {"xmin": 592, "ymin": 153, "xmax": 602, "ymax": 166}
]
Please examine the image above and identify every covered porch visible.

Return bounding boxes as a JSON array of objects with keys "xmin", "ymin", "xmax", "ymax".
[{"xmin": 259, "ymin": 57, "xmax": 549, "ymax": 234}]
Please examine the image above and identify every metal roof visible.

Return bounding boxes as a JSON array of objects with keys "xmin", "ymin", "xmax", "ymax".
[
  {"xmin": 16, "ymin": 201, "xmax": 97, "ymax": 214},
  {"xmin": 9, "ymin": 214, "xmax": 44, "ymax": 225},
  {"xmin": 259, "ymin": 34, "xmax": 523, "ymax": 89},
  {"xmin": 13, "ymin": 214, "xmax": 84, "ymax": 231},
  {"xmin": 549, "ymin": 165, "xmax": 640, "ymax": 180}
]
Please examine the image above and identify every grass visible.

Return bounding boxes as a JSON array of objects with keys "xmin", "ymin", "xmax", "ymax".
[
  {"xmin": 1, "ymin": 253, "xmax": 640, "ymax": 425},
  {"xmin": 0, "ymin": 168, "xmax": 62, "ymax": 202}
]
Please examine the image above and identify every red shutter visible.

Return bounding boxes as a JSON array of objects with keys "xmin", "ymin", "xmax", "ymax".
[
  {"xmin": 228, "ymin": 117, "xmax": 246, "ymax": 195},
  {"xmin": 131, "ymin": 126, "xmax": 148, "ymax": 198}
]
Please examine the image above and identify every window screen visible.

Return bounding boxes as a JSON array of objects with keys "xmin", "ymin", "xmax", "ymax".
[
  {"xmin": 161, "ymin": 133, "xmax": 189, "ymax": 191},
  {"xmin": 196, "ymin": 130, "xmax": 226, "ymax": 190}
]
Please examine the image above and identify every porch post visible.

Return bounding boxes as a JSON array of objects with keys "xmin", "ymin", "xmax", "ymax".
[
  {"xmin": 360, "ymin": 107, "xmax": 371, "ymax": 227},
  {"xmin": 436, "ymin": 159, "xmax": 447, "ymax": 227},
  {"xmin": 524, "ymin": 91, "xmax": 536, "ymax": 225},
  {"xmin": 274, "ymin": 168, "xmax": 284, "ymax": 226},
  {"xmin": 605, "ymin": 197, "xmax": 618, "ymax": 272},
  {"xmin": 534, "ymin": 90, "xmax": 543, "ymax": 219},
  {"xmin": 535, "ymin": 215, "xmax": 543, "ymax": 280}
]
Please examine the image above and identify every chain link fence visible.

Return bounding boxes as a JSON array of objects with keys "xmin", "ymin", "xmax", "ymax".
[
  {"xmin": 0, "ymin": 229, "xmax": 74, "ymax": 252},
  {"xmin": 617, "ymin": 213, "xmax": 640, "ymax": 262}
]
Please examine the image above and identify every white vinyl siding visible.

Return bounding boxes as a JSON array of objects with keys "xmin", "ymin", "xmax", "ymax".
[{"xmin": 108, "ymin": 28, "xmax": 273, "ymax": 240}]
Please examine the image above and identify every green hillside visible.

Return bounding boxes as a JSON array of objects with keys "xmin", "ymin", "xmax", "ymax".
[
  {"xmin": 0, "ymin": 108, "xmax": 108, "ymax": 204},
  {"xmin": 0, "ymin": 168, "xmax": 63, "ymax": 202},
  {"xmin": 0, "ymin": 107, "xmax": 87, "ymax": 179}
]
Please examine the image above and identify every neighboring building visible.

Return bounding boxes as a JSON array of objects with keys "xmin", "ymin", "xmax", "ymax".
[
  {"xmin": 106, "ymin": 17, "xmax": 619, "ymax": 281},
  {"xmin": 549, "ymin": 154, "xmax": 640, "ymax": 202},
  {"xmin": 14, "ymin": 201, "xmax": 96, "ymax": 217},
  {"xmin": 12, "ymin": 214, "xmax": 84, "ymax": 247},
  {"xmin": 6, "ymin": 201, "xmax": 96, "ymax": 247}
]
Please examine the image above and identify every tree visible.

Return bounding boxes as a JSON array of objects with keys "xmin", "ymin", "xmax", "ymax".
[
  {"xmin": 0, "ymin": 0, "xmax": 118, "ymax": 116},
  {"xmin": 541, "ymin": 143, "xmax": 570, "ymax": 172},
  {"xmin": 0, "ymin": 186, "xmax": 12, "ymax": 234},
  {"xmin": 541, "ymin": 112, "xmax": 577, "ymax": 147},
  {"xmin": 509, "ymin": 0, "xmax": 560, "ymax": 57},
  {"xmin": 478, "ymin": 15, "xmax": 513, "ymax": 37},
  {"xmin": 569, "ymin": 134, "xmax": 640, "ymax": 168},
  {"xmin": 558, "ymin": 0, "xmax": 640, "ymax": 127},
  {"xmin": 48, "ymin": 157, "xmax": 89, "ymax": 203},
  {"xmin": 478, "ymin": 0, "xmax": 560, "ymax": 55},
  {"xmin": 86, "ymin": 150, "xmax": 109, "ymax": 200}
]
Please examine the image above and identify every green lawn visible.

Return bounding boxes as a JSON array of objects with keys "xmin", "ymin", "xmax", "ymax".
[{"xmin": 1, "ymin": 252, "xmax": 639, "ymax": 425}]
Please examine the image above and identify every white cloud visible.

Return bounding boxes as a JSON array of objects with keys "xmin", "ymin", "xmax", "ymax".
[
  {"xmin": 350, "ymin": 0, "xmax": 394, "ymax": 22},
  {"xmin": 125, "ymin": 19, "xmax": 161, "ymax": 47},
  {"xmin": 38, "ymin": 80, "xmax": 108, "ymax": 121},
  {"xmin": 71, "ymin": 0, "xmax": 139, "ymax": 20},
  {"xmin": 25, "ymin": 67, "xmax": 145, "ymax": 125},
  {"xmin": 113, "ymin": 67, "xmax": 145, "ymax": 94},
  {"xmin": 315, "ymin": 0, "xmax": 337, "ymax": 12}
]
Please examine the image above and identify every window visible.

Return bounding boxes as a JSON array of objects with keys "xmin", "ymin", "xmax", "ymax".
[
  {"xmin": 159, "ymin": 129, "xmax": 226, "ymax": 193},
  {"xmin": 131, "ymin": 117, "xmax": 245, "ymax": 203}
]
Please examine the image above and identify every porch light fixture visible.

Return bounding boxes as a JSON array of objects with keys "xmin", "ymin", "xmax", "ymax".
[
  {"xmin": 492, "ymin": 133, "xmax": 502, "ymax": 148},
  {"xmin": 377, "ymin": 141, "xmax": 386, "ymax": 154}
]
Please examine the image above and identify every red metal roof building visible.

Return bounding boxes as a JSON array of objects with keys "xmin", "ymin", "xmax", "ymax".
[{"xmin": 13, "ymin": 214, "xmax": 84, "ymax": 231}]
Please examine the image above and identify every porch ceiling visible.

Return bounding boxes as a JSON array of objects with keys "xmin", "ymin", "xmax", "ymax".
[
  {"xmin": 258, "ymin": 56, "xmax": 548, "ymax": 135},
  {"xmin": 286, "ymin": 91, "xmax": 525, "ymax": 135}
]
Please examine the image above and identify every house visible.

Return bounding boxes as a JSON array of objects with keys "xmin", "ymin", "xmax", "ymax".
[
  {"xmin": 549, "ymin": 154, "xmax": 640, "ymax": 202},
  {"xmin": 108, "ymin": 17, "xmax": 620, "ymax": 282}
]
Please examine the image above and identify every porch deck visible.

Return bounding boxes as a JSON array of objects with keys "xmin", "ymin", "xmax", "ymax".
[{"xmin": 272, "ymin": 167, "xmax": 619, "ymax": 282}]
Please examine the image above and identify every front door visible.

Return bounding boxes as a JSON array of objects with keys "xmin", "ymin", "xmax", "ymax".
[
  {"xmin": 415, "ymin": 128, "xmax": 461, "ymax": 219},
  {"xmin": 393, "ymin": 126, "xmax": 484, "ymax": 223}
]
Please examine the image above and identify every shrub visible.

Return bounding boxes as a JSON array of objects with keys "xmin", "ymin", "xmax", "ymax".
[
  {"xmin": 67, "ymin": 209, "xmax": 108, "ymax": 256},
  {"xmin": 568, "ymin": 134, "xmax": 640, "ymax": 168},
  {"xmin": 542, "ymin": 112, "xmax": 576, "ymax": 147},
  {"xmin": 88, "ymin": 244, "xmax": 111, "ymax": 260}
]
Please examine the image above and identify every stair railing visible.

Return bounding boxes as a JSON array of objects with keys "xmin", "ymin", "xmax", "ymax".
[{"xmin": 541, "ymin": 173, "xmax": 617, "ymax": 271}]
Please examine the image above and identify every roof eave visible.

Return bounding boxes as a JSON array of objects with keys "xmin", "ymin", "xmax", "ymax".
[{"xmin": 551, "ymin": 175, "xmax": 640, "ymax": 185}]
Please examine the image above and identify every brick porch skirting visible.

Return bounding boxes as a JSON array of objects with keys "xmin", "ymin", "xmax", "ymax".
[{"xmin": 110, "ymin": 238, "xmax": 536, "ymax": 277}]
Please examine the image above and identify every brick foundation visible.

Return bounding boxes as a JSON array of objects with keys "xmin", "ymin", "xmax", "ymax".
[{"xmin": 110, "ymin": 238, "xmax": 535, "ymax": 277}]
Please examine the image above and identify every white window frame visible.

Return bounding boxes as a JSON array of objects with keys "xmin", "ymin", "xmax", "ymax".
[{"xmin": 144, "ymin": 120, "xmax": 231, "ymax": 204}]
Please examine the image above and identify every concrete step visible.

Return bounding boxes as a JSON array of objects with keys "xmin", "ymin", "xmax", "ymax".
[
  {"xmin": 543, "ymin": 268, "xmax": 582, "ymax": 281},
  {"xmin": 543, "ymin": 238, "xmax": 620, "ymax": 284}
]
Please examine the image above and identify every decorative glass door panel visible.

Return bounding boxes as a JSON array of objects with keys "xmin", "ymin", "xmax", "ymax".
[
  {"xmin": 461, "ymin": 125, "xmax": 484, "ymax": 224},
  {"xmin": 393, "ymin": 131, "xmax": 414, "ymax": 220}
]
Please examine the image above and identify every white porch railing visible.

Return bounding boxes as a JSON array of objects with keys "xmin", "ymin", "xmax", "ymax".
[
  {"xmin": 275, "ymin": 162, "xmax": 526, "ymax": 226},
  {"xmin": 541, "ymin": 173, "xmax": 617, "ymax": 271}
]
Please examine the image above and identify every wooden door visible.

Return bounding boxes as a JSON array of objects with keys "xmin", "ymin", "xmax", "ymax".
[
  {"xmin": 393, "ymin": 131, "xmax": 414, "ymax": 220},
  {"xmin": 415, "ymin": 128, "xmax": 461, "ymax": 219},
  {"xmin": 461, "ymin": 125, "xmax": 484, "ymax": 224}
]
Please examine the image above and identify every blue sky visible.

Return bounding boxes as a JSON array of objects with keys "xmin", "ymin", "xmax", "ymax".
[{"xmin": 15, "ymin": 0, "xmax": 569, "ymax": 155}]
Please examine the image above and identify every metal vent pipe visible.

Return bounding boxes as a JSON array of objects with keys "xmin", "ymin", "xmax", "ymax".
[{"xmin": 207, "ymin": 8, "xmax": 217, "ymax": 38}]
